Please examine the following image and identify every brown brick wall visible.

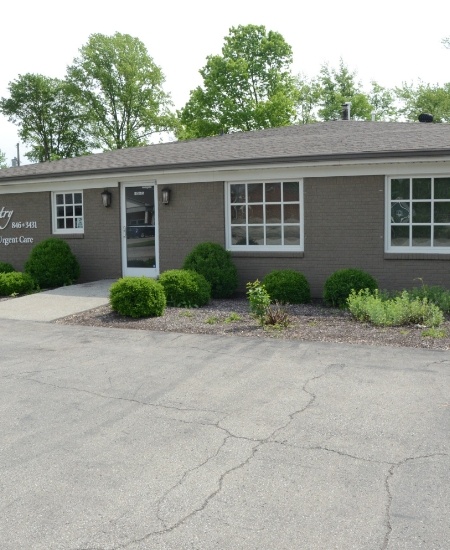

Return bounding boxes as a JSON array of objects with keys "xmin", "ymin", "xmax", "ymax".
[
  {"xmin": 0, "ymin": 188, "xmax": 121, "ymax": 282},
  {"xmin": 159, "ymin": 182, "xmax": 225, "ymax": 271}
]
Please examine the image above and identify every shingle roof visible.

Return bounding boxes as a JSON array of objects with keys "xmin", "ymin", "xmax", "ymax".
[{"xmin": 2, "ymin": 120, "xmax": 450, "ymax": 182}]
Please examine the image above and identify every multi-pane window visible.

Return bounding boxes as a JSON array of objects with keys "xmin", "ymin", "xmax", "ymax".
[
  {"xmin": 228, "ymin": 181, "xmax": 303, "ymax": 250},
  {"xmin": 53, "ymin": 192, "xmax": 84, "ymax": 233},
  {"xmin": 388, "ymin": 177, "xmax": 450, "ymax": 251}
]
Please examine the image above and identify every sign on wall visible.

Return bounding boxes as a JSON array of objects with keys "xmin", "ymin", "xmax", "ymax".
[{"xmin": 0, "ymin": 206, "xmax": 37, "ymax": 245}]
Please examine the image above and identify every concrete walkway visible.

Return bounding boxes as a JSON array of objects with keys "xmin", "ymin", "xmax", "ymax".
[{"xmin": 0, "ymin": 279, "xmax": 114, "ymax": 321}]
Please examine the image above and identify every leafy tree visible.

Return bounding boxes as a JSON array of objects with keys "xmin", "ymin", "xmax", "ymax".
[
  {"xmin": 395, "ymin": 82, "xmax": 450, "ymax": 122},
  {"xmin": 368, "ymin": 81, "xmax": 398, "ymax": 121},
  {"xmin": 317, "ymin": 59, "xmax": 372, "ymax": 121},
  {"xmin": 0, "ymin": 74, "xmax": 92, "ymax": 162},
  {"xmin": 0, "ymin": 149, "xmax": 7, "ymax": 169},
  {"xmin": 177, "ymin": 24, "xmax": 298, "ymax": 139},
  {"xmin": 67, "ymin": 32, "xmax": 176, "ymax": 150},
  {"xmin": 294, "ymin": 75, "xmax": 321, "ymax": 124}
]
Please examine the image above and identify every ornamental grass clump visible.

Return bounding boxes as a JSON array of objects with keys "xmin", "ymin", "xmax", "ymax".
[
  {"xmin": 109, "ymin": 276, "xmax": 166, "ymax": 318},
  {"xmin": 158, "ymin": 269, "xmax": 211, "ymax": 307},
  {"xmin": 324, "ymin": 268, "xmax": 378, "ymax": 308},
  {"xmin": 24, "ymin": 238, "xmax": 80, "ymax": 289},
  {"xmin": 183, "ymin": 242, "xmax": 238, "ymax": 298},
  {"xmin": 262, "ymin": 269, "xmax": 311, "ymax": 304},
  {"xmin": 347, "ymin": 289, "xmax": 444, "ymax": 327},
  {"xmin": 0, "ymin": 272, "xmax": 35, "ymax": 296}
]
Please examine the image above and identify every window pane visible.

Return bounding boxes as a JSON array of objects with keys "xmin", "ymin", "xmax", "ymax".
[
  {"xmin": 231, "ymin": 205, "xmax": 246, "ymax": 224},
  {"xmin": 74, "ymin": 193, "xmax": 82, "ymax": 204},
  {"xmin": 434, "ymin": 202, "xmax": 450, "ymax": 223},
  {"xmin": 66, "ymin": 218, "xmax": 74, "ymax": 229},
  {"xmin": 248, "ymin": 183, "xmax": 263, "ymax": 203},
  {"xmin": 412, "ymin": 226, "xmax": 431, "ymax": 247},
  {"xmin": 283, "ymin": 182, "xmax": 299, "ymax": 201},
  {"xmin": 230, "ymin": 184, "xmax": 245, "ymax": 203},
  {"xmin": 231, "ymin": 226, "xmax": 247, "ymax": 245},
  {"xmin": 266, "ymin": 226, "xmax": 281, "ymax": 245},
  {"xmin": 412, "ymin": 202, "xmax": 431, "ymax": 223},
  {"xmin": 56, "ymin": 194, "xmax": 64, "ymax": 205},
  {"xmin": 248, "ymin": 226, "xmax": 264, "ymax": 245},
  {"xmin": 265, "ymin": 182, "xmax": 281, "ymax": 202},
  {"xmin": 391, "ymin": 179, "xmax": 410, "ymax": 200},
  {"xmin": 65, "ymin": 193, "xmax": 73, "ymax": 204},
  {"xmin": 284, "ymin": 226, "xmax": 300, "ymax": 245},
  {"xmin": 65, "ymin": 205, "xmax": 74, "ymax": 217},
  {"xmin": 57, "ymin": 219, "xmax": 65, "ymax": 229},
  {"xmin": 412, "ymin": 178, "xmax": 431, "ymax": 199},
  {"xmin": 75, "ymin": 217, "xmax": 83, "ymax": 229},
  {"xmin": 391, "ymin": 226, "xmax": 409, "ymax": 246},
  {"xmin": 434, "ymin": 226, "xmax": 450, "ymax": 247},
  {"xmin": 266, "ymin": 204, "xmax": 281, "ymax": 223},
  {"xmin": 435, "ymin": 178, "xmax": 450, "ymax": 199},
  {"xmin": 284, "ymin": 204, "xmax": 299, "ymax": 223},
  {"xmin": 75, "ymin": 205, "xmax": 83, "ymax": 216},
  {"xmin": 391, "ymin": 201, "xmax": 410, "ymax": 223},
  {"xmin": 57, "ymin": 206, "xmax": 64, "ymax": 217},
  {"xmin": 248, "ymin": 204, "xmax": 263, "ymax": 224}
]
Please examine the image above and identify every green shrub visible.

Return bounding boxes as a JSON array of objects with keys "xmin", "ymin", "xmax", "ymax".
[
  {"xmin": 347, "ymin": 289, "xmax": 444, "ymax": 327},
  {"xmin": 0, "ymin": 262, "xmax": 15, "ymax": 274},
  {"xmin": 109, "ymin": 276, "xmax": 166, "ymax": 318},
  {"xmin": 0, "ymin": 272, "xmax": 35, "ymax": 296},
  {"xmin": 183, "ymin": 242, "xmax": 238, "ymax": 298},
  {"xmin": 159, "ymin": 269, "xmax": 211, "ymax": 307},
  {"xmin": 246, "ymin": 280, "xmax": 271, "ymax": 325},
  {"xmin": 408, "ymin": 284, "xmax": 450, "ymax": 314},
  {"xmin": 262, "ymin": 269, "xmax": 311, "ymax": 304},
  {"xmin": 24, "ymin": 238, "xmax": 80, "ymax": 288},
  {"xmin": 323, "ymin": 268, "xmax": 378, "ymax": 308}
]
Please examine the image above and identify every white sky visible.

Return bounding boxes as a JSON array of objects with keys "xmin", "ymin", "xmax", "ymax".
[{"xmin": 1, "ymin": 0, "xmax": 449, "ymax": 165}]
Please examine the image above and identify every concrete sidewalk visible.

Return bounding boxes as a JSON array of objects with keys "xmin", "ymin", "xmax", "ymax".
[{"xmin": 0, "ymin": 279, "xmax": 114, "ymax": 321}]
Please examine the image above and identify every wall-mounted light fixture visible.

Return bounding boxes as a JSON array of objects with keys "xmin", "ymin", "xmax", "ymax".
[
  {"xmin": 161, "ymin": 188, "xmax": 171, "ymax": 205},
  {"xmin": 101, "ymin": 189, "xmax": 112, "ymax": 208}
]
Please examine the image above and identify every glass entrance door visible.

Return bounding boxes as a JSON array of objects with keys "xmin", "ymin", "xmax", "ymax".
[{"xmin": 121, "ymin": 184, "xmax": 158, "ymax": 277}]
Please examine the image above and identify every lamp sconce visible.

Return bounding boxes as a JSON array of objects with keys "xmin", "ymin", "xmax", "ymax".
[
  {"xmin": 101, "ymin": 189, "xmax": 112, "ymax": 208},
  {"xmin": 161, "ymin": 188, "xmax": 171, "ymax": 205}
]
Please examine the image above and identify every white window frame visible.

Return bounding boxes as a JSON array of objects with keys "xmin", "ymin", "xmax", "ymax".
[
  {"xmin": 385, "ymin": 176, "xmax": 450, "ymax": 253},
  {"xmin": 52, "ymin": 191, "xmax": 84, "ymax": 234},
  {"xmin": 225, "ymin": 179, "xmax": 304, "ymax": 252}
]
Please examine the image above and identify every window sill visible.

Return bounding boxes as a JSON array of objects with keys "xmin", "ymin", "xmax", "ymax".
[
  {"xmin": 231, "ymin": 251, "xmax": 304, "ymax": 258},
  {"xmin": 53, "ymin": 233, "xmax": 84, "ymax": 239},
  {"xmin": 384, "ymin": 252, "xmax": 450, "ymax": 260}
]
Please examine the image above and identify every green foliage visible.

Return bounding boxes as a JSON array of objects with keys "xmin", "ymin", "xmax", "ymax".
[
  {"xmin": 109, "ymin": 276, "xmax": 166, "ymax": 318},
  {"xmin": 317, "ymin": 59, "xmax": 373, "ymax": 121},
  {"xmin": 183, "ymin": 242, "xmax": 238, "ymax": 298},
  {"xmin": 158, "ymin": 269, "xmax": 211, "ymax": 307},
  {"xmin": 323, "ymin": 268, "xmax": 378, "ymax": 308},
  {"xmin": 262, "ymin": 269, "xmax": 311, "ymax": 304},
  {"xmin": 177, "ymin": 24, "xmax": 298, "ymax": 139},
  {"xmin": 0, "ymin": 272, "xmax": 35, "ymax": 296},
  {"xmin": 407, "ymin": 284, "xmax": 450, "ymax": 314},
  {"xmin": 24, "ymin": 238, "xmax": 80, "ymax": 288},
  {"xmin": 422, "ymin": 327, "xmax": 447, "ymax": 338},
  {"xmin": 395, "ymin": 82, "xmax": 450, "ymax": 123},
  {"xmin": 67, "ymin": 32, "xmax": 176, "ymax": 150},
  {"xmin": 0, "ymin": 74, "xmax": 91, "ymax": 162},
  {"xmin": 0, "ymin": 262, "xmax": 15, "ymax": 273},
  {"xmin": 347, "ymin": 289, "xmax": 444, "ymax": 327},
  {"xmin": 246, "ymin": 280, "xmax": 271, "ymax": 325},
  {"xmin": 0, "ymin": 149, "xmax": 7, "ymax": 169}
]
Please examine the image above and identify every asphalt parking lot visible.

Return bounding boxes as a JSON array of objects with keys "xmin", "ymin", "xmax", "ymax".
[{"xmin": 0, "ymin": 316, "xmax": 449, "ymax": 549}]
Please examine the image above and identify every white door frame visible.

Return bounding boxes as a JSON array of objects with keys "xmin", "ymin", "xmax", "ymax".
[{"xmin": 120, "ymin": 181, "xmax": 159, "ymax": 278}]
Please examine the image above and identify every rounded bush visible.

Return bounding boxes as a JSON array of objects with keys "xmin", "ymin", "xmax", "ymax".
[
  {"xmin": 109, "ymin": 276, "xmax": 166, "ymax": 318},
  {"xmin": 324, "ymin": 268, "xmax": 378, "ymax": 308},
  {"xmin": 0, "ymin": 272, "xmax": 35, "ymax": 296},
  {"xmin": 182, "ymin": 242, "xmax": 238, "ymax": 298},
  {"xmin": 0, "ymin": 262, "xmax": 15, "ymax": 274},
  {"xmin": 262, "ymin": 269, "xmax": 311, "ymax": 304},
  {"xmin": 159, "ymin": 269, "xmax": 211, "ymax": 307},
  {"xmin": 24, "ymin": 238, "xmax": 80, "ymax": 289}
]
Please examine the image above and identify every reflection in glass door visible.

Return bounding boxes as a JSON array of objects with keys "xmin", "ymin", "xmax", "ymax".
[{"xmin": 122, "ymin": 184, "xmax": 158, "ymax": 276}]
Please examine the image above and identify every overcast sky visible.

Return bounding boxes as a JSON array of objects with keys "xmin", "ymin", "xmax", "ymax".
[{"xmin": 1, "ymin": 0, "xmax": 449, "ymax": 165}]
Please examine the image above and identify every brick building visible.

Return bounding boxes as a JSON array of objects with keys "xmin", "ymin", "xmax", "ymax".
[{"xmin": 0, "ymin": 121, "xmax": 449, "ymax": 297}]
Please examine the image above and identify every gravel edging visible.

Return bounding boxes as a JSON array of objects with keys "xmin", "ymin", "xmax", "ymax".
[{"xmin": 54, "ymin": 298, "xmax": 450, "ymax": 351}]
